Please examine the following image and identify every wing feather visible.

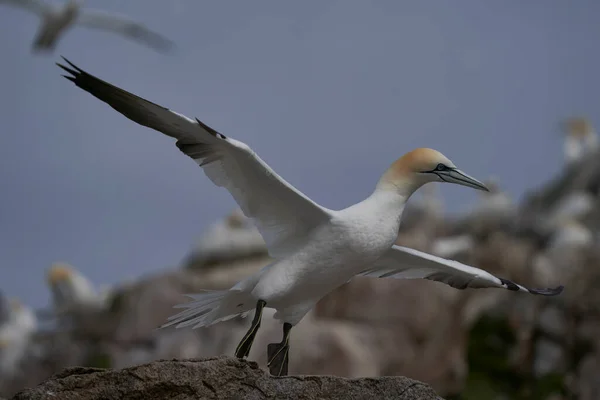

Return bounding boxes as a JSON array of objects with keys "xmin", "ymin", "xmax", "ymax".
[
  {"xmin": 57, "ymin": 58, "xmax": 332, "ymax": 258},
  {"xmin": 76, "ymin": 10, "xmax": 174, "ymax": 52},
  {"xmin": 358, "ymin": 245, "xmax": 563, "ymax": 296}
]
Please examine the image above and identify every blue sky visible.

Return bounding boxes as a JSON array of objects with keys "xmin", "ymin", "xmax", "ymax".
[{"xmin": 1, "ymin": 0, "xmax": 599, "ymax": 308}]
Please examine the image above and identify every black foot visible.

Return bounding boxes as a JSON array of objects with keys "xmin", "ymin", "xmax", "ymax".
[
  {"xmin": 267, "ymin": 322, "xmax": 292, "ymax": 376},
  {"xmin": 267, "ymin": 342, "xmax": 289, "ymax": 376},
  {"xmin": 234, "ymin": 299, "xmax": 266, "ymax": 359}
]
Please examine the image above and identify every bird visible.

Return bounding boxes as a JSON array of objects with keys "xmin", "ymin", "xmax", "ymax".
[
  {"xmin": 468, "ymin": 177, "xmax": 515, "ymax": 221},
  {"xmin": 431, "ymin": 234, "xmax": 474, "ymax": 259},
  {"xmin": 562, "ymin": 117, "xmax": 599, "ymax": 165},
  {"xmin": 0, "ymin": 298, "xmax": 37, "ymax": 379},
  {"xmin": 185, "ymin": 208, "xmax": 268, "ymax": 268},
  {"xmin": 56, "ymin": 57, "xmax": 564, "ymax": 377},
  {"xmin": 1, "ymin": 0, "xmax": 174, "ymax": 54},
  {"xmin": 46, "ymin": 262, "xmax": 106, "ymax": 317}
]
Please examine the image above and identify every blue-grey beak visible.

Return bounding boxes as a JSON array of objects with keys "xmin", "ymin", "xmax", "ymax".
[{"xmin": 437, "ymin": 169, "xmax": 489, "ymax": 192}]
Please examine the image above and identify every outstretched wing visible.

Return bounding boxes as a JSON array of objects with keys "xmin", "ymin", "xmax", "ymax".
[
  {"xmin": 76, "ymin": 10, "xmax": 174, "ymax": 53},
  {"xmin": 57, "ymin": 58, "xmax": 332, "ymax": 258},
  {"xmin": 358, "ymin": 245, "xmax": 563, "ymax": 295}
]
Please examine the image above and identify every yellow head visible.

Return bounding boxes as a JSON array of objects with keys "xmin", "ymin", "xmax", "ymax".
[
  {"xmin": 47, "ymin": 263, "xmax": 74, "ymax": 286},
  {"xmin": 378, "ymin": 148, "xmax": 489, "ymax": 196},
  {"xmin": 564, "ymin": 117, "xmax": 594, "ymax": 139}
]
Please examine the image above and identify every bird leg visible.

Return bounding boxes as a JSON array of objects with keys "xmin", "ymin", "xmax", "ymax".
[
  {"xmin": 235, "ymin": 299, "xmax": 266, "ymax": 358},
  {"xmin": 267, "ymin": 322, "xmax": 292, "ymax": 376}
]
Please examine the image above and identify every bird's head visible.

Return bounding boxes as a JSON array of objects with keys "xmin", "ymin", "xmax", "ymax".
[
  {"xmin": 378, "ymin": 148, "xmax": 489, "ymax": 196},
  {"xmin": 47, "ymin": 263, "xmax": 74, "ymax": 286},
  {"xmin": 563, "ymin": 117, "xmax": 594, "ymax": 139},
  {"xmin": 47, "ymin": 262, "xmax": 78, "ymax": 305}
]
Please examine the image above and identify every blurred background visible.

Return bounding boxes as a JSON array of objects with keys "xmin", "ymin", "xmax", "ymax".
[{"xmin": 0, "ymin": 0, "xmax": 599, "ymax": 398}]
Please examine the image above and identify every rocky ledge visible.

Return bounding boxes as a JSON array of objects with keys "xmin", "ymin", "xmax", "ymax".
[{"xmin": 11, "ymin": 356, "xmax": 443, "ymax": 400}]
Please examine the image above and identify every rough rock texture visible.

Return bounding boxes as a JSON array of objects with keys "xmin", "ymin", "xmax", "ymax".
[{"xmin": 11, "ymin": 356, "xmax": 442, "ymax": 400}]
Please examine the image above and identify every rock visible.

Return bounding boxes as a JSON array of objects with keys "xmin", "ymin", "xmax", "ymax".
[{"xmin": 11, "ymin": 356, "xmax": 443, "ymax": 400}]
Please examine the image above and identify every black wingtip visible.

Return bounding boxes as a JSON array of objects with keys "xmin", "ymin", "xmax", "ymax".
[
  {"xmin": 57, "ymin": 63, "xmax": 78, "ymax": 77},
  {"xmin": 529, "ymin": 285, "xmax": 565, "ymax": 296},
  {"xmin": 60, "ymin": 56, "xmax": 82, "ymax": 72}
]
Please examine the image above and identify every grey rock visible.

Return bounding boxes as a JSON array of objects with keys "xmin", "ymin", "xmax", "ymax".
[{"xmin": 11, "ymin": 356, "xmax": 443, "ymax": 400}]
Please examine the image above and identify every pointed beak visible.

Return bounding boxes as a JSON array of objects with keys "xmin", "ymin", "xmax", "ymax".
[{"xmin": 438, "ymin": 169, "xmax": 489, "ymax": 192}]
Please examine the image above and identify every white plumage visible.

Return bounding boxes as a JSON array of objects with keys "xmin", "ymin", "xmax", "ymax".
[{"xmin": 0, "ymin": 298, "xmax": 37, "ymax": 379}]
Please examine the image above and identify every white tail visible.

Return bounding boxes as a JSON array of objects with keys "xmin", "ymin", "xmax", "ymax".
[{"xmin": 161, "ymin": 289, "xmax": 252, "ymax": 329}]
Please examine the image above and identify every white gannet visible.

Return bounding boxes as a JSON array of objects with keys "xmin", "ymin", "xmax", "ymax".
[
  {"xmin": 467, "ymin": 177, "xmax": 515, "ymax": 222},
  {"xmin": 0, "ymin": 0, "xmax": 174, "ymax": 53},
  {"xmin": 0, "ymin": 298, "xmax": 37, "ymax": 379},
  {"xmin": 562, "ymin": 117, "xmax": 599, "ymax": 165},
  {"xmin": 186, "ymin": 208, "xmax": 267, "ymax": 268},
  {"xmin": 57, "ymin": 57, "xmax": 564, "ymax": 376},
  {"xmin": 431, "ymin": 234, "xmax": 474, "ymax": 259},
  {"xmin": 46, "ymin": 262, "xmax": 105, "ymax": 316}
]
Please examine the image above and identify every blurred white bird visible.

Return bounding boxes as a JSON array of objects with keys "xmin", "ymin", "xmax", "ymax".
[
  {"xmin": 544, "ymin": 191, "xmax": 595, "ymax": 230},
  {"xmin": 532, "ymin": 218, "xmax": 594, "ymax": 285},
  {"xmin": 57, "ymin": 58, "xmax": 564, "ymax": 377},
  {"xmin": 0, "ymin": 0, "xmax": 174, "ymax": 53},
  {"xmin": 463, "ymin": 177, "xmax": 516, "ymax": 228},
  {"xmin": 187, "ymin": 208, "xmax": 267, "ymax": 267},
  {"xmin": 431, "ymin": 234, "xmax": 474, "ymax": 259},
  {"xmin": 0, "ymin": 298, "xmax": 37, "ymax": 380},
  {"xmin": 546, "ymin": 218, "xmax": 594, "ymax": 252},
  {"xmin": 562, "ymin": 117, "xmax": 599, "ymax": 165},
  {"xmin": 46, "ymin": 262, "xmax": 106, "ymax": 316}
]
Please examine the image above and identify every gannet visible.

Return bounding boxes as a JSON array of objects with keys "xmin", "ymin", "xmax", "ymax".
[
  {"xmin": 562, "ymin": 117, "xmax": 599, "ymax": 165},
  {"xmin": 396, "ymin": 182, "xmax": 444, "ymax": 250},
  {"xmin": 544, "ymin": 191, "xmax": 595, "ymax": 231},
  {"xmin": 57, "ymin": 57, "xmax": 564, "ymax": 377},
  {"xmin": 0, "ymin": 0, "xmax": 174, "ymax": 53},
  {"xmin": 0, "ymin": 298, "xmax": 37, "ymax": 379},
  {"xmin": 469, "ymin": 177, "xmax": 515, "ymax": 221},
  {"xmin": 431, "ymin": 234, "xmax": 474, "ymax": 259},
  {"xmin": 46, "ymin": 262, "xmax": 105, "ymax": 317},
  {"xmin": 185, "ymin": 208, "xmax": 267, "ymax": 268}
]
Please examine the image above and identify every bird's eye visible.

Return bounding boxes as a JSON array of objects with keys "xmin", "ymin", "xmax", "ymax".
[{"xmin": 436, "ymin": 164, "xmax": 446, "ymax": 171}]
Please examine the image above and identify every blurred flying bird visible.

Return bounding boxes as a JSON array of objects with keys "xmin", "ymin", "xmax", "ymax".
[
  {"xmin": 57, "ymin": 57, "xmax": 564, "ymax": 377},
  {"xmin": 562, "ymin": 117, "xmax": 599, "ymax": 165},
  {"xmin": 0, "ymin": 298, "xmax": 37, "ymax": 379},
  {"xmin": 0, "ymin": 0, "xmax": 174, "ymax": 53}
]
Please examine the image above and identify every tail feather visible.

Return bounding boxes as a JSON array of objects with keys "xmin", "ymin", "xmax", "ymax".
[{"xmin": 161, "ymin": 289, "xmax": 252, "ymax": 329}]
